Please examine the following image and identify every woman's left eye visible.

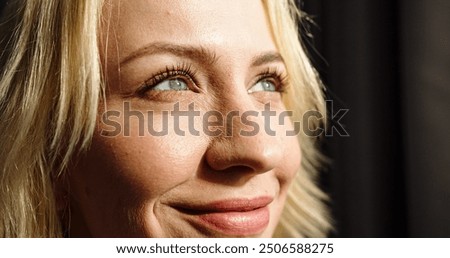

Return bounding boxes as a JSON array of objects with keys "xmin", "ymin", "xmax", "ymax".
[
  {"xmin": 152, "ymin": 78, "xmax": 189, "ymax": 91},
  {"xmin": 248, "ymin": 79, "xmax": 277, "ymax": 93}
]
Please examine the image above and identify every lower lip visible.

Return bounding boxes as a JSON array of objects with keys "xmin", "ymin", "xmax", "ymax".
[{"xmin": 196, "ymin": 206, "xmax": 270, "ymax": 236}]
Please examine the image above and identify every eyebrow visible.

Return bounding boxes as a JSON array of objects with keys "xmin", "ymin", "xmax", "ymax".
[
  {"xmin": 250, "ymin": 52, "xmax": 284, "ymax": 67},
  {"xmin": 119, "ymin": 41, "xmax": 284, "ymax": 68}
]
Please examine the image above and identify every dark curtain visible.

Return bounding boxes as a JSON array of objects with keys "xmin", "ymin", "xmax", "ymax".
[
  {"xmin": 300, "ymin": 0, "xmax": 450, "ymax": 237},
  {"xmin": 1, "ymin": 0, "xmax": 449, "ymax": 237}
]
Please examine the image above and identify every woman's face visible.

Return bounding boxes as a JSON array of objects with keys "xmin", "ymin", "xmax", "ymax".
[{"xmin": 69, "ymin": 0, "xmax": 301, "ymax": 237}]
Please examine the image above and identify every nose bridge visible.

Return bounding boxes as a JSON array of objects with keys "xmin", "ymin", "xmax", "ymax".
[{"xmin": 222, "ymin": 91, "xmax": 257, "ymax": 137}]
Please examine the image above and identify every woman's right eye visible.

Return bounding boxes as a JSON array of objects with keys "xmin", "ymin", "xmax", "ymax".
[{"xmin": 151, "ymin": 78, "xmax": 189, "ymax": 91}]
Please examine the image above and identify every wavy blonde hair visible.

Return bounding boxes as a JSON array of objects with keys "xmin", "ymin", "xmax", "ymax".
[{"xmin": 0, "ymin": 0, "xmax": 330, "ymax": 237}]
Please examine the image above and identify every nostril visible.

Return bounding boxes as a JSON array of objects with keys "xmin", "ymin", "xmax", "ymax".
[
  {"xmin": 208, "ymin": 158, "xmax": 273, "ymax": 174},
  {"xmin": 204, "ymin": 137, "xmax": 281, "ymax": 174},
  {"xmin": 199, "ymin": 161, "xmax": 268, "ymax": 187},
  {"xmin": 218, "ymin": 165, "xmax": 263, "ymax": 176}
]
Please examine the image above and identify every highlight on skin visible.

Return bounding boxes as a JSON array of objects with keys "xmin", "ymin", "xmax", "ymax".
[{"xmin": 0, "ymin": 0, "xmax": 331, "ymax": 237}]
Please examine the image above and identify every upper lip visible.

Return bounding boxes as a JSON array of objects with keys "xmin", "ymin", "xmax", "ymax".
[{"xmin": 171, "ymin": 196, "xmax": 273, "ymax": 213}]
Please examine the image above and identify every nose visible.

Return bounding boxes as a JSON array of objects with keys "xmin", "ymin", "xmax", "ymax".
[{"xmin": 204, "ymin": 98, "xmax": 284, "ymax": 175}]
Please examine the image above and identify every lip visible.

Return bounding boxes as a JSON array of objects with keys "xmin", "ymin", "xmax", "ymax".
[{"xmin": 172, "ymin": 196, "xmax": 273, "ymax": 236}]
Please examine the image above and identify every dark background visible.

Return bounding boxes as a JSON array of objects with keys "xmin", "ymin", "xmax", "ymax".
[
  {"xmin": 1, "ymin": 0, "xmax": 449, "ymax": 237},
  {"xmin": 299, "ymin": 0, "xmax": 450, "ymax": 237}
]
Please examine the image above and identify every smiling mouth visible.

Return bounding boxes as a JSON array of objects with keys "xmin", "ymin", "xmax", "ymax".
[{"xmin": 172, "ymin": 196, "xmax": 273, "ymax": 236}]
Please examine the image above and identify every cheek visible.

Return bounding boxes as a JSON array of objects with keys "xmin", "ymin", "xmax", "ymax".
[
  {"xmin": 282, "ymin": 139, "xmax": 301, "ymax": 184},
  {"xmin": 76, "ymin": 101, "xmax": 209, "ymax": 198},
  {"xmin": 69, "ymin": 118, "xmax": 208, "ymax": 235},
  {"xmin": 272, "ymin": 110, "xmax": 302, "ymax": 187},
  {"xmin": 78, "ymin": 133, "xmax": 206, "ymax": 199}
]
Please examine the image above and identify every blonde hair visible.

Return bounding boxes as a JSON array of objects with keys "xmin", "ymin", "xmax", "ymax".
[{"xmin": 0, "ymin": 0, "xmax": 330, "ymax": 237}]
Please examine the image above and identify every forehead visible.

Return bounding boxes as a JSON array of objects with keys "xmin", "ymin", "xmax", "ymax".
[{"xmin": 101, "ymin": 0, "xmax": 277, "ymax": 62}]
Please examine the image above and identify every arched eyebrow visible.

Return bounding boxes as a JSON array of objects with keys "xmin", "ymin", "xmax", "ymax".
[
  {"xmin": 119, "ymin": 42, "xmax": 219, "ymax": 67},
  {"xmin": 119, "ymin": 41, "xmax": 284, "ymax": 68},
  {"xmin": 250, "ymin": 52, "xmax": 284, "ymax": 67}
]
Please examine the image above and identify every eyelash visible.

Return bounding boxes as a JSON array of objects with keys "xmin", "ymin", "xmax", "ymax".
[
  {"xmin": 255, "ymin": 67, "xmax": 289, "ymax": 93},
  {"xmin": 136, "ymin": 63, "xmax": 199, "ymax": 97},
  {"xmin": 135, "ymin": 63, "xmax": 289, "ymax": 97}
]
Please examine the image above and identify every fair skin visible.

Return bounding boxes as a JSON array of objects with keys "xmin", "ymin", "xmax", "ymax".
[{"xmin": 67, "ymin": 0, "xmax": 301, "ymax": 237}]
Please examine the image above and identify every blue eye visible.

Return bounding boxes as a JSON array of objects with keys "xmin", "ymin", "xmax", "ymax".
[
  {"xmin": 248, "ymin": 79, "xmax": 277, "ymax": 93},
  {"xmin": 152, "ymin": 78, "xmax": 189, "ymax": 91}
]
